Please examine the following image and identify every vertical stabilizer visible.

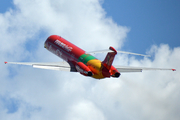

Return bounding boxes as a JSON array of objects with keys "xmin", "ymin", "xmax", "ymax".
[{"xmin": 102, "ymin": 46, "xmax": 117, "ymax": 70}]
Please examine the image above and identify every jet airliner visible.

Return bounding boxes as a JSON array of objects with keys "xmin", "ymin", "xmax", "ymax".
[{"xmin": 5, "ymin": 35, "xmax": 176, "ymax": 79}]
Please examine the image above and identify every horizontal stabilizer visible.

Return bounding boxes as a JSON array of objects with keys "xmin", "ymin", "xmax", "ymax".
[{"xmin": 87, "ymin": 49, "xmax": 150, "ymax": 57}]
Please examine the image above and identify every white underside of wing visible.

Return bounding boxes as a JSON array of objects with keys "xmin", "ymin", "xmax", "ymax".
[
  {"xmin": 33, "ymin": 65, "xmax": 70, "ymax": 71},
  {"xmin": 115, "ymin": 66, "xmax": 175, "ymax": 73},
  {"xmin": 5, "ymin": 62, "xmax": 75, "ymax": 72}
]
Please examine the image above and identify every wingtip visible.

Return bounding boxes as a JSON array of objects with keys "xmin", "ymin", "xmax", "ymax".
[
  {"xmin": 4, "ymin": 61, "xmax": 8, "ymax": 64},
  {"xmin": 172, "ymin": 69, "xmax": 176, "ymax": 71}
]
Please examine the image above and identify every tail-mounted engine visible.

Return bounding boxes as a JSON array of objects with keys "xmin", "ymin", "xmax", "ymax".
[
  {"xmin": 75, "ymin": 62, "xmax": 93, "ymax": 76},
  {"xmin": 110, "ymin": 66, "xmax": 121, "ymax": 78}
]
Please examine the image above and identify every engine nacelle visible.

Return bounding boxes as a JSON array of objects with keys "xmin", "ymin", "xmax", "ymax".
[
  {"xmin": 112, "ymin": 72, "xmax": 121, "ymax": 78},
  {"xmin": 110, "ymin": 66, "xmax": 121, "ymax": 78},
  {"xmin": 75, "ymin": 62, "xmax": 93, "ymax": 76}
]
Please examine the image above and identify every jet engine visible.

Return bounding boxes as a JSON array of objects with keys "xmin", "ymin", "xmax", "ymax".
[
  {"xmin": 110, "ymin": 66, "xmax": 121, "ymax": 78},
  {"xmin": 75, "ymin": 62, "xmax": 93, "ymax": 76}
]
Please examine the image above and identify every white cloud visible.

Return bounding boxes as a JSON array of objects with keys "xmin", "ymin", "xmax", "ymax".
[
  {"xmin": 66, "ymin": 100, "xmax": 106, "ymax": 120},
  {"xmin": 0, "ymin": 0, "xmax": 180, "ymax": 120}
]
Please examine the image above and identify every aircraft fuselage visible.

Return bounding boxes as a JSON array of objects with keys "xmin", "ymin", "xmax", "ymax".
[{"xmin": 44, "ymin": 35, "xmax": 120, "ymax": 79}]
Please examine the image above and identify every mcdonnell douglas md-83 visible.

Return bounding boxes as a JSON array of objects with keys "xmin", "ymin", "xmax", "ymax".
[{"xmin": 5, "ymin": 35, "xmax": 176, "ymax": 79}]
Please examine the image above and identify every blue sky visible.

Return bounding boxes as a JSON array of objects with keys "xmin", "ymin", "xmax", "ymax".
[
  {"xmin": 103, "ymin": 0, "xmax": 180, "ymax": 53},
  {"xmin": 0, "ymin": 0, "xmax": 14, "ymax": 13}
]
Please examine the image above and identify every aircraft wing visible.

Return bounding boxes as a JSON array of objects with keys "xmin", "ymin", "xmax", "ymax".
[
  {"xmin": 4, "ymin": 61, "xmax": 77, "ymax": 72},
  {"xmin": 114, "ymin": 66, "xmax": 176, "ymax": 72}
]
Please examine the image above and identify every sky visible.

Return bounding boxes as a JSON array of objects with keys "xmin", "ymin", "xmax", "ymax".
[
  {"xmin": 103, "ymin": 0, "xmax": 180, "ymax": 53},
  {"xmin": 0, "ymin": 0, "xmax": 180, "ymax": 120}
]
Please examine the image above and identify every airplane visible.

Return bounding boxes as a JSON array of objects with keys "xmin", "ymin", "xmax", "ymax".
[{"xmin": 4, "ymin": 35, "xmax": 176, "ymax": 79}]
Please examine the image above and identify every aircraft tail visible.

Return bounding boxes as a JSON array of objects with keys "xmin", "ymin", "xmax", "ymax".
[{"xmin": 102, "ymin": 46, "xmax": 117, "ymax": 70}]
